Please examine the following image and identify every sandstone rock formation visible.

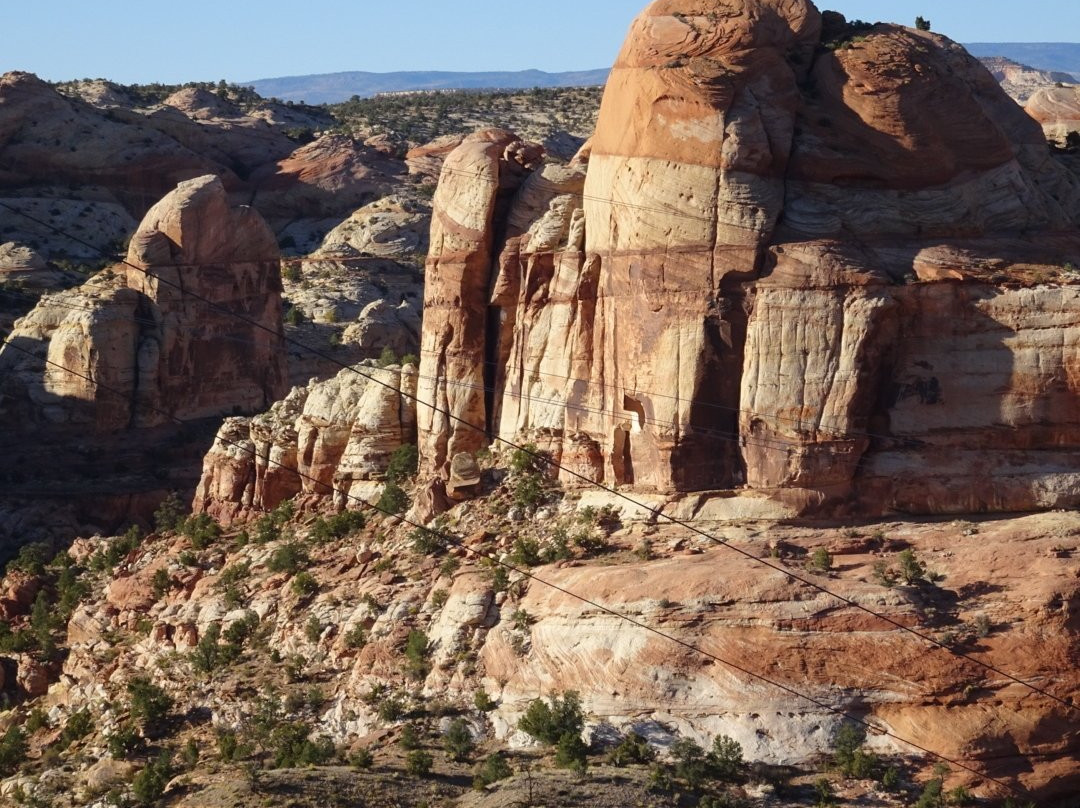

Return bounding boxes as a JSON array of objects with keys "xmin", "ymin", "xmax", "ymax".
[
  {"xmin": 0, "ymin": 175, "xmax": 287, "ymax": 429},
  {"xmin": 980, "ymin": 56, "xmax": 1077, "ymax": 103},
  {"xmin": 417, "ymin": 1, "xmax": 1080, "ymax": 516},
  {"xmin": 1026, "ymin": 85, "xmax": 1080, "ymax": 146},
  {"xmin": 194, "ymin": 361, "xmax": 418, "ymax": 523}
]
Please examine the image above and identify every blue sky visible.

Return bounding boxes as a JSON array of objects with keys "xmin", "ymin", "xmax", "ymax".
[{"xmin": 5, "ymin": 1, "xmax": 1079, "ymax": 85}]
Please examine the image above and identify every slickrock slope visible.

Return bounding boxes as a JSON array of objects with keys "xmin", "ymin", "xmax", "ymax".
[
  {"xmin": 194, "ymin": 361, "xmax": 418, "ymax": 523},
  {"xmin": 1026, "ymin": 85, "xmax": 1080, "ymax": 145},
  {"xmin": 418, "ymin": 1, "xmax": 1080, "ymax": 516}
]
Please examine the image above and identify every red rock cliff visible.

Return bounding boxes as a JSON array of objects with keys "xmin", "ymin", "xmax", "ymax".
[{"xmin": 417, "ymin": 0, "xmax": 1080, "ymax": 516}]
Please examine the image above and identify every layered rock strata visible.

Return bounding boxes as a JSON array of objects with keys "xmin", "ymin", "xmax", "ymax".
[
  {"xmin": 1026, "ymin": 85, "xmax": 1080, "ymax": 146},
  {"xmin": 194, "ymin": 361, "xmax": 418, "ymax": 523},
  {"xmin": 418, "ymin": 0, "xmax": 1080, "ymax": 515}
]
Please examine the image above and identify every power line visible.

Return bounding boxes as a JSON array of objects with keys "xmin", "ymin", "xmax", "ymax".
[
  {"xmin": 2, "ymin": 199, "xmax": 1074, "ymax": 719},
  {"xmin": 0, "ymin": 335, "xmax": 1037, "ymax": 803}
]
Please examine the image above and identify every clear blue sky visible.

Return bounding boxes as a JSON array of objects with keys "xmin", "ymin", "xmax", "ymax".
[{"xmin": 4, "ymin": 1, "xmax": 1078, "ymax": 85}]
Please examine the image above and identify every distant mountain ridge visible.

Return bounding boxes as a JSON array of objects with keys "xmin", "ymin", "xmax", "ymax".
[
  {"xmin": 965, "ymin": 43, "xmax": 1080, "ymax": 79},
  {"xmin": 246, "ymin": 69, "xmax": 611, "ymax": 104}
]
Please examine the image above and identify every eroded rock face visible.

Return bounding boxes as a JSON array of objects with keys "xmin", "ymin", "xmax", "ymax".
[
  {"xmin": 1026, "ymin": 85, "xmax": 1080, "ymax": 146},
  {"xmin": 0, "ymin": 175, "xmax": 287, "ymax": 429},
  {"xmin": 194, "ymin": 362, "xmax": 418, "ymax": 523},
  {"xmin": 417, "ymin": 1, "xmax": 1080, "ymax": 515}
]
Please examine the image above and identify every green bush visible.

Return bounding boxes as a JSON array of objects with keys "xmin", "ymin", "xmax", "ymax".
[
  {"xmin": 400, "ymin": 723, "xmax": 422, "ymax": 750},
  {"xmin": 151, "ymin": 568, "xmax": 172, "ymax": 599},
  {"xmin": 898, "ymin": 549, "xmax": 927, "ymax": 585},
  {"xmin": 405, "ymin": 630, "xmax": 430, "ymax": 680},
  {"xmin": 344, "ymin": 624, "xmax": 366, "ymax": 649},
  {"xmin": 271, "ymin": 721, "xmax": 335, "ymax": 767},
  {"xmin": 6, "ymin": 542, "xmax": 50, "ymax": 576},
  {"xmin": 182, "ymin": 513, "xmax": 222, "ymax": 549},
  {"xmin": 509, "ymin": 537, "xmax": 542, "ymax": 567},
  {"xmin": 473, "ymin": 752, "xmax": 512, "ymax": 788},
  {"xmin": 378, "ymin": 481, "xmax": 410, "ymax": 514},
  {"xmin": 132, "ymin": 751, "xmax": 173, "ymax": 806},
  {"xmin": 153, "ymin": 492, "xmax": 186, "ymax": 532},
  {"xmin": 0, "ymin": 726, "xmax": 27, "ymax": 776},
  {"xmin": 517, "ymin": 691, "xmax": 584, "ymax": 746},
  {"xmin": 310, "ymin": 510, "xmax": 366, "ymax": 544},
  {"xmin": 23, "ymin": 708, "xmax": 48, "ymax": 735},
  {"xmin": 555, "ymin": 731, "xmax": 588, "ymax": 772},
  {"xmin": 106, "ymin": 723, "xmax": 141, "ymax": 758},
  {"xmin": 809, "ymin": 548, "xmax": 833, "ymax": 574},
  {"xmin": 291, "ymin": 571, "xmax": 319, "ymax": 598},
  {"xmin": 305, "ymin": 615, "xmax": 323, "ymax": 643},
  {"xmin": 268, "ymin": 542, "xmax": 309, "ymax": 575},
  {"xmin": 710, "ymin": 734, "xmax": 743, "ymax": 781},
  {"xmin": 377, "ymin": 345, "xmax": 398, "ymax": 367},
  {"xmin": 59, "ymin": 709, "xmax": 93, "ymax": 748},
  {"xmin": 670, "ymin": 738, "xmax": 708, "ymax": 788},
  {"xmin": 386, "ymin": 444, "xmax": 419, "ymax": 484},
  {"xmin": 411, "ymin": 526, "xmax": 443, "ymax": 555},
  {"xmin": 443, "ymin": 718, "xmax": 474, "ymax": 762},
  {"xmin": 127, "ymin": 676, "xmax": 173, "ymax": 731},
  {"xmin": 608, "ymin": 731, "xmax": 655, "ymax": 766},
  {"xmin": 474, "ymin": 690, "xmax": 496, "ymax": 712},
  {"xmin": 405, "ymin": 748, "xmax": 433, "ymax": 776},
  {"xmin": 350, "ymin": 746, "xmax": 374, "ymax": 769}
]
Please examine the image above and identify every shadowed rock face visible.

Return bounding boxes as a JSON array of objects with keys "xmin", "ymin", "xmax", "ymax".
[{"xmin": 417, "ymin": 0, "xmax": 1080, "ymax": 515}]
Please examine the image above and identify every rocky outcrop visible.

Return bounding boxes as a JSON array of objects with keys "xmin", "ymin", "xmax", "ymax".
[
  {"xmin": 1026, "ymin": 85, "xmax": 1080, "ymax": 146},
  {"xmin": 981, "ymin": 56, "xmax": 1077, "ymax": 103},
  {"xmin": 417, "ymin": 1, "xmax": 1080, "ymax": 516},
  {"xmin": 0, "ymin": 175, "xmax": 287, "ymax": 430},
  {"xmin": 194, "ymin": 361, "xmax": 418, "ymax": 523}
]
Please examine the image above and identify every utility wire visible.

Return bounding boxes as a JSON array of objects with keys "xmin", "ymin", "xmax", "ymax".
[
  {"xmin": 0, "ymin": 335, "xmax": 1037, "ymax": 803},
  {"xmin": 1, "ymin": 199, "xmax": 1074, "ymax": 719}
]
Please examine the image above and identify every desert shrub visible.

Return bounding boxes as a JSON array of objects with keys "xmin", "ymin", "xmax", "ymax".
[
  {"xmin": 151, "ymin": 568, "xmax": 172, "ymax": 599},
  {"xmin": 517, "ymin": 691, "xmax": 584, "ymax": 746},
  {"xmin": 404, "ymin": 630, "xmax": 430, "ymax": 680},
  {"xmin": 443, "ymin": 718, "xmax": 474, "ymax": 762},
  {"xmin": 872, "ymin": 559, "xmax": 898, "ymax": 587},
  {"xmin": 915, "ymin": 16, "xmax": 931, "ymax": 31},
  {"xmin": 6, "ymin": 542, "xmax": 50, "ymax": 576},
  {"xmin": 0, "ymin": 726, "xmax": 27, "ymax": 776},
  {"xmin": 271, "ymin": 721, "xmax": 334, "ymax": 767},
  {"xmin": 291, "ymin": 571, "xmax": 319, "ymax": 597},
  {"xmin": 430, "ymin": 588, "xmax": 449, "ymax": 610},
  {"xmin": 831, "ymin": 723, "xmax": 879, "ymax": 778},
  {"xmin": 377, "ymin": 695, "xmax": 406, "ymax": 722},
  {"xmin": 106, "ymin": 723, "xmax": 141, "ymax": 758},
  {"xmin": 190, "ymin": 622, "xmax": 243, "ymax": 673},
  {"xmin": 555, "ymin": 731, "xmax": 588, "ymax": 772},
  {"xmin": 344, "ymin": 624, "xmax": 366, "ymax": 649},
  {"xmin": 473, "ymin": 752, "xmax": 512, "ymax": 788},
  {"xmin": 59, "ymin": 709, "xmax": 93, "ymax": 748},
  {"xmin": 182, "ymin": 512, "xmax": 222, "ymax": 549},
  {"xmin": 386, "ymin": 443, "xmax": 419, "ymax": 483},
  {"xmin": 399, "ymin": 723, "xmax": 422, "ymax": 750},
  {"xmin": 182, "ymin": 738, "xmax": 199, "ymax": 769},
  {"xmin": 815, "ymin": 776, "xmax": 836, "ymax": 807},
  {"xmin": 809, "ymin": 547, "xmax": 833, "ymax": 573},
  {"xmin": 218, "ymin": 730, "xmax": 248, "ymax": 762},
  {"xmin": 671, "ymin": 738, "xmax": 709, "ymax": 788},
  {"xmin": 411, "ymin": 526, "xmax": 443, "ymax": 555},
  {"xmin": 512, "ymin": 472, "xmax": 545, "ymax": 509},
  {"xmin": 406, "ymin": 748, "xmax": 433, "ymax": 776},
  {"xmin": 377, "ymin": 345, "xmax": 398, "ymax": 367},
  {"xmin": 711, "ymin": 734, "xmax": 744, "ymax": 781},
  {"xmin": 898, "ymin": 549, "xmax": 927, "ymax": 585},
  {"xmin": 608, "ymin": 731, "xmax": 655, "ymax": 766},
  {"xmin": 310, "ymin": 510, "xmax": 366, "ymax": 544},
  {"xmin": 305, "ymin": 615, "xmax": 323, "ymax": 643},
  {"xmin": 127, "ymin": 676, "xmax": 173, "ymax": 731},
  {"xmin": 23, "ymin": 709, "xmax": 48, "ymax": 734},
  {"xmin": 378, "ymin": 480, "xmax": 410, "ymax": 514},
  {"xmin": 132, "ymin": 750, "xmax": 173, "ymax": 806},
  {"xmin": 509, "ymin": 536, "xmax": 542, "ymax": 567},
  {"xmin": 268, "ymin": 542, "xmax": 309, "ymax": 575},
  {"xmin": 474, "ymin": 690, "xmax": 496, "ymax": 712},
  {"xmin": 350, "ymin": 746, "xmax": 374, "ymax": 769},
  {"xmin": 153, "ymin": 492, "xmax": 186, "ymax": 532}
]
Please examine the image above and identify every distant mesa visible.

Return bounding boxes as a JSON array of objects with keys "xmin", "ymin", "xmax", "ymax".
[{"xmin": 245, "ymin": 69, "xmax": 612, "ymax": 104}]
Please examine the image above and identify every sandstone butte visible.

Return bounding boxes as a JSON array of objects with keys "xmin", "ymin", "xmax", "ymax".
[
  {"xmin": 416, "ymin": 0, "xmax": 1080, "ymax": 519},
  {"xmin": 0, "ymin": 175, "xmax": 287, "ymax": 430}
]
